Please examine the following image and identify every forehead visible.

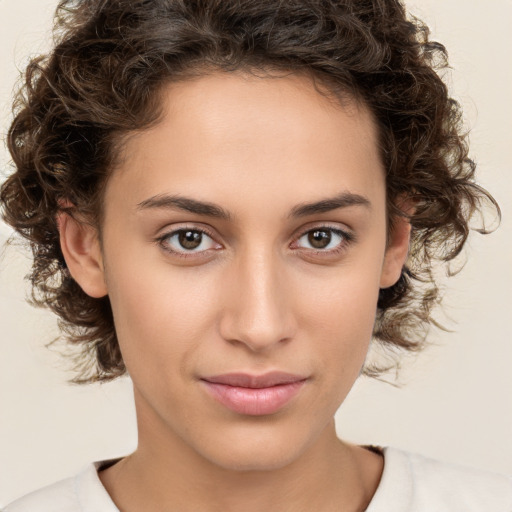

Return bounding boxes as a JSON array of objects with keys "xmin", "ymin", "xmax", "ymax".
[{"xmin": 105, "ymin": 71, "xmax": 385, "ymax": 221}]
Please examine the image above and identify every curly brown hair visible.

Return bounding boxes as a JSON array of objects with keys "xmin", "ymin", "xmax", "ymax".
[{"xmin": 0, "ymin": 0, "xmax": 499, "ymax": 384}]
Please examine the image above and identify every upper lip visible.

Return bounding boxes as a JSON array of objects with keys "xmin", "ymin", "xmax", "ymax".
[{"xmin": 201, "ymin": 372, "xmax": 308, "ymax": 389}]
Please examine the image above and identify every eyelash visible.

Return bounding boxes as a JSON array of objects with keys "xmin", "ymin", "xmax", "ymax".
[{"xmin": 155, "ymin": 225, "xmax": 355, "ymax": 260}]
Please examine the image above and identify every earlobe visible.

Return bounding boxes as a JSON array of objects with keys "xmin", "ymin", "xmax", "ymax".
[
  {"xmin": 57, "ymin": 209, "xmax": 108, "ymax": 298},
  {"xmin": 380, "ymin": 210, "xmax": 413, "ymax": 289}
]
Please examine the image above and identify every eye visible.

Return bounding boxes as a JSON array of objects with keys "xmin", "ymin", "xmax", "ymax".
[
  {"xmin": 156, "ymin": 227, "xmax": 221, "ymax": 258},
  {"xmin": 294, "ymin": 226, "xmax": 353, "ymax": 255},
  {"xmin": 155, "ymin": 224, "xmax": 354, "ymax": 260}
]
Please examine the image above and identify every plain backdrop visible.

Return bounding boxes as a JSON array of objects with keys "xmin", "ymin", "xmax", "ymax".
[{"xmin": 1, "ymin": 0, "xmax": 511, "ymax": 505}]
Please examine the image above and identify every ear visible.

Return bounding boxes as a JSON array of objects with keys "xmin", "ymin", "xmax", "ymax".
[
  {"xmin": 379, "ymin": 201, "xmax": 414, "ymax": 289},
  {"xmin": 56, "ymin": 206, "xmax": 108, "ymax": 298}
]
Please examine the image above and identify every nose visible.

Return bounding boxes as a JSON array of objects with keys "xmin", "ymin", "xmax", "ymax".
[{"xmin": 219, "ymin": 247, "xmax": 296, "ymax": 353}]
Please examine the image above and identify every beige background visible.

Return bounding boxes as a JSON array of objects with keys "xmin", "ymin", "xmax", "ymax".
[{"xmin": 1, "ymin": 0, "xmax": 511, "ymax": 505}]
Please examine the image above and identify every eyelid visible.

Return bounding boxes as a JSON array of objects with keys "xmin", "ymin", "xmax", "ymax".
[
  {"xmin": 155, "ymin": 223, "xmax": 355, "ymax": 259},
  {"xmin": 155, "ymin": 224, "xmax": 221, "ymax": 259},
  {"xmin": 292, "ymin": 224, "xmax": 354, "ymax": 254}
]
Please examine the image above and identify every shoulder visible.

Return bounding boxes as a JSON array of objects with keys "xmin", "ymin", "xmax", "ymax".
[
  {"xmin": 400, "ymin": 448, "xmax": 512, "ymax": 503},
  {"xmin": 367, "ymin": 446, "xmax": 512, "ymax": 512},
  {"xmin": 3, "ymin": 475, "xmax": 78, "ymax": 512},
  {"xmin": 3, "ymin": 459, "xmax": 121, "ymax": 512}
]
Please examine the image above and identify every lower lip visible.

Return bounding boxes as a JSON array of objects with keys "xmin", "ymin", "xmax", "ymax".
[{"xmin": 201, "ymin": 380, "xmax": 306, "ymax": 416}]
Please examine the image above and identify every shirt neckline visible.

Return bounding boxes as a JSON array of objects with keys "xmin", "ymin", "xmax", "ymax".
[{"xmin": 82, "ymin": 446, "xmax": 405, "ymax": 512}]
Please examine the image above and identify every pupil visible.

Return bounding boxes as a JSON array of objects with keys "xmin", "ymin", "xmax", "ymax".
[
  {"xmin": 309, "ymin": 230, "xmax": 331, "ymax": 249},
  {"xmin": 179, "ymin": 230, "xmax": 202, "ymax": 249}
]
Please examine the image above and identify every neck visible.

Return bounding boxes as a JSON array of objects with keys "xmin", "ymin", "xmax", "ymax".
[{"xmin": 99, "ymin": 393, "xmax": 383, "ymax": 512}]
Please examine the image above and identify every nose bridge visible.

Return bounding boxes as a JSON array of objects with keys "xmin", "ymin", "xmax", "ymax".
[{"xmin": 220, "ymin": 243, "xmax": 294, "ymax": 351}]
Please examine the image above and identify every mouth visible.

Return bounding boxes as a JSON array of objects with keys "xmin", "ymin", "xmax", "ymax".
[{"xmin": 200, "ymin": 371, "xmax": 308, "ymax": 416}]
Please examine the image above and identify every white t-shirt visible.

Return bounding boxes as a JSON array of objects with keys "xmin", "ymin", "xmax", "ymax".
[{"xmin": 3, "ymin": 447, "xmax": 512, "ymax": 511}]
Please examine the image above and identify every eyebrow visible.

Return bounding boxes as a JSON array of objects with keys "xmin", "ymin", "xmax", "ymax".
[{"xmin": 136, "ymin": 191, "xmax": 371, "ymax": 220}]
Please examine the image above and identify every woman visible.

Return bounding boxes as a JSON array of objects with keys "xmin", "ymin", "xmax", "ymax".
[{"xmin": 1, "ymin": 0, "xmax": 510, "ymax": 510}]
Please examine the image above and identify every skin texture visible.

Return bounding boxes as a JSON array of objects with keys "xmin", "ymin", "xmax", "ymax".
[{"xmin": 58, "ymin": 71, "xmax": 411, "ymax": 511}]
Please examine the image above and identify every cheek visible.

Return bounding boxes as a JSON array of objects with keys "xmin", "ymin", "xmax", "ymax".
[
  {"xmin": 300, "ymin": 256, "xmax": 383, "ymax": 378},
  {"xmin": 305, "ymin": 256, "xmax": 383, "ymax": 335},
  {"xmin": 104, "ymin": 251, "xmax": 219, "ymax": 377},
  {"xmin": 105, "ymin": 227, "xmax": 384, "ymax": 385}
]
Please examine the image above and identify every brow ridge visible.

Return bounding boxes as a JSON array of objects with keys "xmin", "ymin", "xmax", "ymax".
[{"xmin": 136, "ymin": 191, "xmax": 371, "ymax": 220}]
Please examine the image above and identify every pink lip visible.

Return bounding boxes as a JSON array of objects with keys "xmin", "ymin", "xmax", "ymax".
[{"xmin": 200, "ymin": 372, "xmax": 308, "ymax": 416}]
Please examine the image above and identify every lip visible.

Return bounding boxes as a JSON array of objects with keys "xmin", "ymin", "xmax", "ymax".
[{"xmin": 200, "ymin": 372, "xmax": 308, "ymax": 416}]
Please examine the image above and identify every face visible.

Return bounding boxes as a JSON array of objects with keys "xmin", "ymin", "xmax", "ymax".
[{"xmin": 64, "ymin": 71, "xmax": 409, "ymax": 471}]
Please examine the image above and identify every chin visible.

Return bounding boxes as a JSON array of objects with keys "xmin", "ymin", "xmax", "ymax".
[
  {"xmin": 205, "ymin": 446, "xmax": 301, "ymax": 473},
  {"xmin": 195, "ymin": 421, "xmax": 313, "ymax": 472}
]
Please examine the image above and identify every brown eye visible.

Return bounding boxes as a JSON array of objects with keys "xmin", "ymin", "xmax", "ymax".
[
  {"xmin": 308, "ymin": 230, "xmax": 333, "ymax": 249},
  {"xmin": 177, "ymin": 230, "xmax": 203, "ymax": 250},
  {"xmin": 296, "ymin": 227, "xmax": 347, "ymax": 252},
  {"xmin": 158, "ymin": 228, "xmax": 220, "ymax": 257}
]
